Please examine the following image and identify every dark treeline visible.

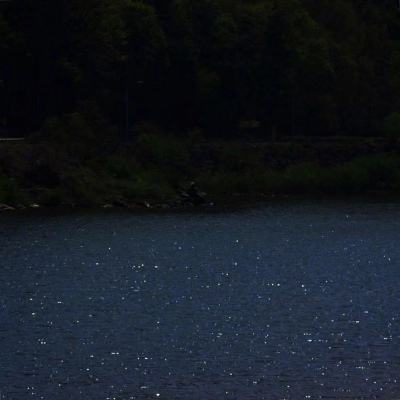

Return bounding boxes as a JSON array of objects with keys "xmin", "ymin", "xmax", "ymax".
[{"xmin": 1, "ymin": 0, "xmax": 400, "ymax": 139}]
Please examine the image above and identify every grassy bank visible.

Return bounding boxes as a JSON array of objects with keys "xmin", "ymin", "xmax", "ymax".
[{"xmin": 0, "ymin": 132, "xmax": 399, "ymax": 210}]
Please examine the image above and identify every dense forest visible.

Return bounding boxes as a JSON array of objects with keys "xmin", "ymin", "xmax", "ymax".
[
  {"xmin": 1, "ymin": 0, "xmax": 400, "ymax": 139},
  {"xmin": 1, "ymin": 0, "xmax": 400, "ymax": 209}
]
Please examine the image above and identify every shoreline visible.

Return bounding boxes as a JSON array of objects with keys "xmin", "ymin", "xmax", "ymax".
[
  {"xmin": 2, "ymin": 191, "xmax": 400, "ymax": 216},
  {"xmin": 1, "ymin": 137, "xmax": 400, "ymax": 213}
]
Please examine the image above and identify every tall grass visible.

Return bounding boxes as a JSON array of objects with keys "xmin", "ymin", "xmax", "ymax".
[{"xmin": 198, "ymin": 154, "xmax": 400, "ymax": 198}]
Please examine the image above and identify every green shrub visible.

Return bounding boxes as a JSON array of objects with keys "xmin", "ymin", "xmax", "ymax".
[
  {"xmin": 282, "ymin": 163, "xmax": 319, "ymax": 193},
  {"xmin": 326, "ymin": 162, "xmax": 371, "ymax": 193},
  {"xmin": 102, "ymin": 156, "xmax": 139, "ymax": 180},
  {"xmin": 134, "ymin": 128, "xmax": 190, "ymax": 169},
  {"xmin": 198, "ymin": 170, "xmax": 270, "ymax": 197},
  {"xmin": 199, "ymin": 155, "xmax": 400, "ymax": 198},
  {"xmin": 41, "ymin": 106, "xmax": 117, "ymax": 159},
  {"xmin": 39, "ymin": 188, "xmax": 66, "ymax": 207},
  {"xmin": 218, "ymin": 144, "xmax": 263, "ymax": 172},
  {"xmin": 123, "ymin": 170, "xmax": 177, "ymax": 201},
  {"xmin": 0, "ymin": 173, "xmax": 24, "ymax": 205},
  {"xmin": 383, "ymin": 112, "xmax": 400, "ymax": 140},
  {"xmin": 58, "ymin": 169, "xmax": 106, "ymax": 206}
]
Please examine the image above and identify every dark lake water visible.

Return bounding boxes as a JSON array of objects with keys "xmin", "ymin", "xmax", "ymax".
[{"xmin": 1, "ymin": 202, "xmax": 400, "ymax": 399}]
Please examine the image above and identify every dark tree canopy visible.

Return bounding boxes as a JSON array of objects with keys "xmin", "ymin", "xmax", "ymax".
[{"xmin": 1, "ymin": 0, "xmax": 400, "ymax": 139}]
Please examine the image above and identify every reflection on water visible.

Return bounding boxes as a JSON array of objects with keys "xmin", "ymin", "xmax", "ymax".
[{"xmin": 1, "ymin": 202, "xmax": 400, "ymax": 399}]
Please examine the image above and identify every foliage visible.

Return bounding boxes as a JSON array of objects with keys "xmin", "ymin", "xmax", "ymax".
[
  {"xmin": 198, "ymin": 154, "xmax": 400, "ymax": 198},
  {"xmin": 0, "ymin": 174, "xmax": 19, "ymax": 204},
  {"xmin": 41, "ymin": 105, "xmax": 117, "ymax": 159},
  {"xmin": 383, "ymin": 112, "xmax": 400, "ymax": 140},
  {"xmin": 122, "ymin": 170, "xmax": 177, "ymax": 202},
  {"xmin": 1, "ymin": 137, "xmax": 400, "ymax": 208},
  {"xmin": 0, "ymin": 0, "xmax": 399, "ymax": 138},
  {"xmin": 1, "ymin": 0, "xmax": 400, "ymax": 208},
  {"xmin": 134, "ymin": 127, "xmax": 190, "ymax": 169}
]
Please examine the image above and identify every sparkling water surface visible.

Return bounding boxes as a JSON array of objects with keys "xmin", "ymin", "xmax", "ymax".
[{"xmin": 1, "ymin": 202, "xmax": 400, "ymax": 399}]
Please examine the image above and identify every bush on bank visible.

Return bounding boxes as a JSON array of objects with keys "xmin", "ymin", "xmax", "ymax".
[{"xmin": 1, "ymin": 129, "xmax": 400, "ymax": 209}]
